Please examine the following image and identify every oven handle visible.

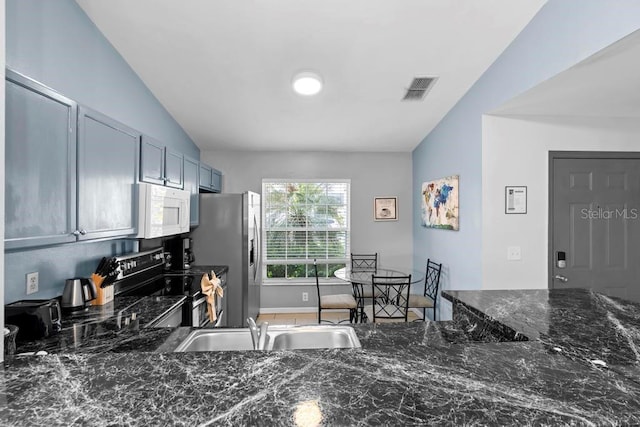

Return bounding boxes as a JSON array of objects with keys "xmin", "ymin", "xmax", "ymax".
[
  {"xmin": 213, "ymin": 310, "xmax": 224, "ymax": 327},
  {"xmin": 192, "ymin": 297, "xmax": 207, "ymax": 308}
]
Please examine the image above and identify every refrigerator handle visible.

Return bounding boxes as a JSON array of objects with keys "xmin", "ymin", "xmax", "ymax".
[{"xmin": 253, "ymin": 215, "xmax": 260, "ymax": 282}]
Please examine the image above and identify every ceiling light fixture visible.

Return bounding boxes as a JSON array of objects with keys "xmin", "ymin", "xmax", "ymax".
[{"xmin": 292, "ymin": 72, "xmax": 323, "ymax": 96}]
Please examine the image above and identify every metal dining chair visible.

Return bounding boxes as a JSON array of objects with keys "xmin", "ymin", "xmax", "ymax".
[
  {"xmin": 314, "ymin": 259, "xmax": 358, "ymax": 324},
  {"xmin": 363, "ymin": 275, "xmax": 412, "ymax": 323},
  {"xmin": 408, "ymin": 259, "xmax": 442, "ymax": 321},
  {"xmin": 351, "ymin": 253, "xmax": 378, "ymax": 271},
  {"xmin": 350, "ymin": 253, "xmax": 378, "ymax": 322}
]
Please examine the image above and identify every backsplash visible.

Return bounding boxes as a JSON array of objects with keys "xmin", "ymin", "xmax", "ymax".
[{"xmin": 4, "ymin": 239, "xmax": 138, "ymax": 304}]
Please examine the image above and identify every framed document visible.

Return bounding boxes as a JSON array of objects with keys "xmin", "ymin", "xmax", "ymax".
[
  {"xmin": 505, "ymin": 186, "xmax": 527, "ymax": 214},
  {"xmin": 374, "ymin": 197, "xmax": 398, "ymax": 221}
]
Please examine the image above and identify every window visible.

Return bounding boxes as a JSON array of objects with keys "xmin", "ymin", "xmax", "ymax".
[{"xmin": 262, "ymin": 180, "xmax": 350, "ymax": 283}]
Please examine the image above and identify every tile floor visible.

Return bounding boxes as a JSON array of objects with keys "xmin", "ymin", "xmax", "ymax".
[{"xmin": 256, "ymin": 310, "xmax": 421, "ymax": 325}]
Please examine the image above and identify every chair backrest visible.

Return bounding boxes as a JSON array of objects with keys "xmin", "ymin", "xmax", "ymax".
[
  {"xmin": 370, "ymin": 275, "xmax": 411, "ymax": 322},
  {"xmin": 424, "ymin": 259, "xmax": 442, "ymax": 301},
  {"xmin": 313, "ymin": 259, "xmax": 321, "ymax": 305},
  {"xmin": 351, "ymin": 253, "xmax": 378, "ymax": 272}
]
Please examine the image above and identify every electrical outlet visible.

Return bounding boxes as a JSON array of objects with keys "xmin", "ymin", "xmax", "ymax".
[
  {"xmin": 507, "ymin": 246, "xmax": 522, "ymax": 261},
  {"xmin": 26, "ymin": 272, "xmax": 39, "ymax": 295},
  {"xmin": 302, "ymin": 292, "xmax": 309, "ymax": 302}
]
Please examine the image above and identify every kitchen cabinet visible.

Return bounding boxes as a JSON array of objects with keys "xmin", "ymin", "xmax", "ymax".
[
  {"xmin": 5, "ymin": 70, "xmax": 78, "ymax": 249},
  {"xmin": 165, "ymin": 149, "xmax": 184, "ymax": 188},
  {"xmin": 5, "ymin": 69, "xmax": 141, "ymax": 249},
  {"xmin": 199, "ymin": 162, "xmax": 222, "ymax": 193},
  {"xmin": 140, "ymin": 135, "xmax": 184, "ymax": 189},
  {"xmin": 77, "ymin": 106, "xmax": 140, "ymax": 240},
  {"xmin": 183, "ymin": 156, "xmax": 200, "ymax": 226}
]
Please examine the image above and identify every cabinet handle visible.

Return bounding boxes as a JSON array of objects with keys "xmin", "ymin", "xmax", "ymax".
[
  {"xmin": 79, "ymin": 229, "xmax": 87, "ymax": 235},
  {"xmin": 72, "ymin": 230, "xmax": 81, "ymax": 236}
]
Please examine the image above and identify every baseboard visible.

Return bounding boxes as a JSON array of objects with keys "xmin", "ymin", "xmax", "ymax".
[{"xmin": 259, "ymin": 307, "xmax": 318, "ymax": 314}]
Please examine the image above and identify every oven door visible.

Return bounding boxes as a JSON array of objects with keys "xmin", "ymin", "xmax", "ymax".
[
  {"xmin": 192, "ymin": 297, "xmax": 211, "ymax": 328},
  {"xmin": 192, "ymin": 295, "xmax": 225, "ymax": 328}
]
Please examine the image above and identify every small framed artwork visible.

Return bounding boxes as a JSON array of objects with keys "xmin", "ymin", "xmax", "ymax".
[
  {"xmin": 374, "ymin": 197, "xmax": 398, "ymax": 221},
  {"xmin": 505, "ymin": 186, "xmax": 527, "ymax": 214}
]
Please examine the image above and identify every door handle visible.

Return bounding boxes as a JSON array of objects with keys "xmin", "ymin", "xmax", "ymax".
[{"xmin": 553, "ymin": 274, "xmax": 569, "ymax": 283}]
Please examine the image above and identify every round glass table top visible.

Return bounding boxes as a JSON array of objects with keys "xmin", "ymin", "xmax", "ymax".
[{"xmin": 333, "ymin": 267, "xmax": 424, "ymax": 285}]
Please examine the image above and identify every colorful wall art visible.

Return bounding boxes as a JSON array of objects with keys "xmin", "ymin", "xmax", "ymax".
[{"xmin": 421, "ymin": 175, "xmax": 459, "ymax": 230}]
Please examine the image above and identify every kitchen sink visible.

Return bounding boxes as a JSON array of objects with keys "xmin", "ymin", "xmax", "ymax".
[
  {"xmin": 173, "ymin": 325, "xmax": 362, "ymax": 352},
  {"xmin": 269, "ymin": 327, "xmax": 360, "ymax": 350}
]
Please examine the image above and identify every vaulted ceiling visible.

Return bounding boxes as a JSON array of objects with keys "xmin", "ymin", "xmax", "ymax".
[
  {"xmin": 492, "ymin": 28, "xmax": 640, "ymax": 118},
  {"xmin": 76, "ymin": 0, "xmax": 546, "ymax": 152}
]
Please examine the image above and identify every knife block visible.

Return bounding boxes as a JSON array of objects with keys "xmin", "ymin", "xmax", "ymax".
[{"xmin": 90, "ymin": 274, "xmax": 114, "ymax": 306}]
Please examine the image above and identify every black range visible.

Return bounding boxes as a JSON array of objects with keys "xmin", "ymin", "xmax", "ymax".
[{"xmin": 112, "ymin": 248, "xmax": 228, "ymax": 328}]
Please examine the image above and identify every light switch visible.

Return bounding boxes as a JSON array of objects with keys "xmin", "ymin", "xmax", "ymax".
[{"xmin": 507, "ymin": 246, "xmax": 521, "ymax": 261}]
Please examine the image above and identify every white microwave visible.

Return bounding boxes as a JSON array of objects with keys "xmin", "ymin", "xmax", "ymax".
[{"xmin": 137, "ymin": 183, "xmax": 191, "ymax": 239}]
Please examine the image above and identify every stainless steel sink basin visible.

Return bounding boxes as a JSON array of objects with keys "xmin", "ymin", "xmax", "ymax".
[
  {"xmin": 174, "ymin": 325, "xmax": 361, "ymax": 352},
  {"xmin": 270, "ymin": 326, "xmax": 360, "ymax": 350}
]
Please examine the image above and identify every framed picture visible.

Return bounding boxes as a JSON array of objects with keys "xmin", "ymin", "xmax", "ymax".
[
  {"xmin": 374, "ymin": 197, "xmax": 398, "ymax": 221},
  {"xmin": 421, "ymin": 175, "xmax": 459, "ymax": 230},
  {"xmin": 505, "ymin": 186, "xmax": 527, "ymax": 214}
]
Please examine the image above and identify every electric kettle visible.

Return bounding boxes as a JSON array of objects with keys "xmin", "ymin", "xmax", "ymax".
[{"xmin": 61, "ymin": 278, "xmax": 98, "ymax": 311}]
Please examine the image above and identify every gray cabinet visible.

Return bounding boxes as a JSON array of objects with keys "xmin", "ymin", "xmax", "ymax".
[
  {"xmin": 140, "ymin": 136, "xmax": 183, "ymax": 188},
  {"xmin": 212, "ymin": 168, "xmax": 222, "ymax": 193},
  {"xmin": 183, "ymin": 156, "xmax": 200, "ymax": 226},
  {"xmin": 5, "ymin": 69, "xmax": 141, "ymax": 249},
  {"xmin": 140, "ymin": 136, "xmax": 164, "ymax": 185},
  {"xmin": 77, "ymin": 106, "xmax": 140, "ymax": 240},
  {"xmin": 199, "ymin": 162, "xmax": 222, "ymax": 193},
  {"xmin": 5, "ymin": 70, "xmax": 78, "ymax": 249}
]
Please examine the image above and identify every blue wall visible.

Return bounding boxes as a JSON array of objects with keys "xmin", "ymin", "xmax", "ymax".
[
  {"xmin": 412, "ymin": 0, "xmax": 640, "ymax": 318},
  {"xmin": 5, "ymin": 0, "xmax": 199, "ymax": 303},
  {"xmin": 6, "ymin": 0, "xmax": 198, "ymax": 158}
]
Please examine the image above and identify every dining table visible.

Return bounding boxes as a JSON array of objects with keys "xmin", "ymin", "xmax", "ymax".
[
  {"xmin": 334, "ymin": 266, "xmax": 425, "ymax": 322},
  {"xmin": 333, "ymin": 267, "xmax": 425, "ymax": 285}
]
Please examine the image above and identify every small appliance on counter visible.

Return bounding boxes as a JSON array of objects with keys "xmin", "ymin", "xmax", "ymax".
[
  {"xmin": 61, "ymin": 278, "xmax": 97, "ymax": 312},
  {"xmin": 5, "ymin": 299, "xmax": 62, "ymax": 341},
  {"xmin": 164, "ymin": 236, "xmax": 195, "ymax": 270},
  {"xmin": 4, "ymin": 325, "xmax": 19, "ymax": 357}
]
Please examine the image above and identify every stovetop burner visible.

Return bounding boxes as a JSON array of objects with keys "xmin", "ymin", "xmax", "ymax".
[{"xmin": 116, "ymin": 265, "xmax": 227, "ymax": 299}]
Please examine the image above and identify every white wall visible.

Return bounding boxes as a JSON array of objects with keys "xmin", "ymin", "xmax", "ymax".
[
  {"xmin": 482, "ymin": 114, "xmax": 640, "ymax": 290},
  {"xmin": 201, "ymin": 150, "xmax": 413, "ymax": 310}
]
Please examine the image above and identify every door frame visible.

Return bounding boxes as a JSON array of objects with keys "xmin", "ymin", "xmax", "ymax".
[{"xmin": 548, "ymin": 151, "xmax": 640, "ymax": 289}]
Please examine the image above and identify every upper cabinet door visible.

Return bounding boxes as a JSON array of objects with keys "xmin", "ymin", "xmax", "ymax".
[
  {"xmin": 77, "ymin": 106, "xmax": 139, "ymax": 240},
  {"xmin": 183, "ymin": 156, "xmax": 200, "ymax": 226},
  {"xmin": 5, "ymin": 70, "xmax": 78, "ymax": 249},
  {"xmin": 211, "ymin": 168, "xmax": 222, "ymax": 193},
  {"xmin": 140, "ymin": 136, "xmax": 165, "ymax": 185},
  {"xmin": 164, "ymin": 148, "xmax": 184, "ymax": 189},
  {"xmin": 199, "ymin": 163, "xmax": 213, "ymax": 191}
]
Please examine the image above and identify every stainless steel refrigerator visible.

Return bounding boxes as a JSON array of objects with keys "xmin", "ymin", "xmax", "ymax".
[{"xmin": 191, "ymin": 192, "xmax": 261, "ymax": 327}]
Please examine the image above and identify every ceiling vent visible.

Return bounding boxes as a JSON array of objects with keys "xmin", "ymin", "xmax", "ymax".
[{"xmin": 402, "ymin": 77, "xmax": 437, "ymax": 101}]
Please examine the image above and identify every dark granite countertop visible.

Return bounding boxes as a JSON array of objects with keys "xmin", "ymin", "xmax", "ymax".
[
  {"xmin": 443, "ymin": 288, "xmax": 640, "ymax": 375},
  {"xmin": 13, "ymin": 295, "xmax": 185, "ymax": 355},
  {"xmin": 2, "ymin": 288, "xmax": 640, "ymax": 425}
]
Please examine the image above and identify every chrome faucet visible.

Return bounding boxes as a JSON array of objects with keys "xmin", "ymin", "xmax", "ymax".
[{"xmin": 246, "ymin": 317, "xmax": 269, "ymax": 350}]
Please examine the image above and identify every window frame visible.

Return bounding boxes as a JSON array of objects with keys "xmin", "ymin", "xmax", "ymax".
[{"xmin": 261, "ymin": 178, "xmax": 351, "ymax": 285}]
